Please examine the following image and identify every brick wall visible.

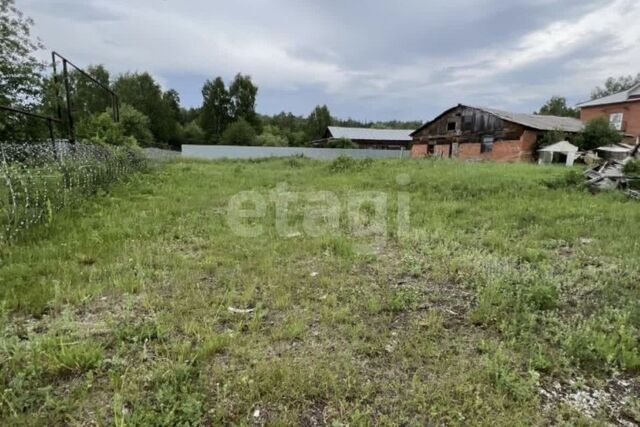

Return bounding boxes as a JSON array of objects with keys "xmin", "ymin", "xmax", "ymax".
[
  {"xmin": 411, "ymin": 130, "xmax": 539, "ymax": 162},
  {"xmin": 410, "ymin": 144, "xmax": 427, "ymax": 158},
  {"xmin": 580, "ymin": 101, "xmax": 640, "ymax": 138}
]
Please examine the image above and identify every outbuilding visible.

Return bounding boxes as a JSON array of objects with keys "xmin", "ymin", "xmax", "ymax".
[
  {"xmin": 537, "ymin": 141, "xmax": 579, "ymax": 166},
  {"xmin": 411, "ymin": 104, "xmax": 584, "ymax": 162},
  {"xmin": 314, "ymin": 126, "xmax": 414, "ymax": 150}
]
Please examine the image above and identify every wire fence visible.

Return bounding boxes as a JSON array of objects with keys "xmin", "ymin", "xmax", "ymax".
[{"xmin": 0, "ymin": 141, "xmax": 147, "ymax": 244}]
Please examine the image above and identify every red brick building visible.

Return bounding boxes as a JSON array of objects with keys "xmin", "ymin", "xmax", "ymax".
[
  {"xmin": 410, "ymin": 105, "xmax": 584, "ymax": 162},
  {"xmin": 577, "ymin": 83, "xmax": 640, "ymax": 145}
]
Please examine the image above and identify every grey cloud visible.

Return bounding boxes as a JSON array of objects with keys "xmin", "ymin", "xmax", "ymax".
[{"xmin": 18, "ymin": 0, "xmax": 640, "ymax": 120}]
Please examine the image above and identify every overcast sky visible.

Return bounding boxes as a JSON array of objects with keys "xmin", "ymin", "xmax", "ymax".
[{"xmin": 19, "ymin": 0, "xmax": 640, "ymax": 122}]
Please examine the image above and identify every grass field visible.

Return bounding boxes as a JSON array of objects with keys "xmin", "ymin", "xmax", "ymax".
[{"xmin": 1, "ymin": 157, "xmax": 639, "ymax": 425}]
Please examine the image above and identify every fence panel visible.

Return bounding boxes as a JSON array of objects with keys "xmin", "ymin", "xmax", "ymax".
[{"xmin": 181, "ymin": 145, "xmax": 408, "ymax": 160}]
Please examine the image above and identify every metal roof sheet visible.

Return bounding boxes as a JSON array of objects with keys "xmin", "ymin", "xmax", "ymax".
[
  {"xmin": 538, "ymin": 141, "xmax": 579, "ymax": 153},
  {"xmin": 327, "ymin": 126, "xmax": 414, "ymax": 142},
  {"xmin": 596, "ymin": 145, "xmax": 632, "ymax": 153},
  {"xmin": 471, "ymin": 106, "xmax": 585, "ymax": 132},
  {"xmin": 576, "ymin": 83, "xmax": 640, "ymax": 108}
]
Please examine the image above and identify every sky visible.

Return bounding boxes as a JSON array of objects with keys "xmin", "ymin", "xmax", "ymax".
[{"xmin": 19, "ymin": 0, "xmax": 640, "ymax": 122}]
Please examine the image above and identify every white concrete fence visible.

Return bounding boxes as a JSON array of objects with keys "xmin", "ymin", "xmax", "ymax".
[{"xmin": 181, "ymin": 145, "xmax": 408, "ymax": 160}]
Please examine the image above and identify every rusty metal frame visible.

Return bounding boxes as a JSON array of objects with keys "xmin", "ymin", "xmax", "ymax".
[
  {"xmin": 51, "ymin": 51, "xmax": 120, "ymax": 143},
  {"xmin": 0, "ymin": 105, "xmax": 62, "ymax": 147}
]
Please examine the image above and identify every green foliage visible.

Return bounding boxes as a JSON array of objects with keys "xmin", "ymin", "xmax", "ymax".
[
  {"xmin": 113, "ymin": 72, "xmax": 179, "ymax": 146},
  {"xmin": 0, "ymin": 0, "xmax": 44, "ymax": 108},
  {"xmin": 77, "ymin": 104, "xmax": 152, "ymax": 146},
  {"xmin": 591, "ymin": 73, "xmax": 640, "ymax": 100},
  {"xmin": 306, "ymin": 105, "xmax": 332, "ymax": 141},
  {"xmin": 200, "ymin": 77, "xmax": 231, "ymax": 143},
  {"xmin": 326, "ymin": 137, "xmax": 357, "ymax": 148},
  {"xmin": 162, "ymin": 89, "xmax": 181, "ymax": 122},
  {"xmin": 77, "ymin": 111, "xmax": 135, "ymax": 146},
  {"xmin": 39, "ymin": 337, "xmax": 104, "ymax": 377},
  {"xmin": 180, "ymin": 120, "xmax": 206, "ymax": 145},
  {"xmin": 537, "ymin": 128, "xmax": 568, "ymax": 149},
  {"xmin": 259, "ymin": 112, "xmax": 308, "ymax": 146},
  {"xmin": 564, "ymin": 311, "xmax": 640, "ymax": 370},
  {"xmin": 537, "ymin": 96, "xmax": 578, "ymax": 118},
  {"xmin": 221, "ymin": 118, "xmax": 257, "ymax": 146},
  {"xmin": 544, "ymin": 168, "xmax": 585, "ymax": 190},
  {"xmin": 229, "ymin": 73, "xmax": 259, "ymax": 129},
  {"xmin": 70, "ymin": 65, "xmax": 112, "ymax": 118},
  {"xmin": 623, "ymin": 159, "xmax": 640, "ymax": 176},
  {"xmin": 200, "ymin": 74, "xmax": 260, "ymax": 144},
  {"xmin": 575, "ymin": 117, "xmax": 623, "ymax": 150},
  {"xmin": 0, "ymin": 142, "xmax": 147, "ymax": 242},
  {"xmin": 256, "ymin": 126, "xmax": 288, "ymax": 146},
  {"xmin": 119, "ymin": 104, "xmax": 153, "ymax": 146},
  {"xmin": 480, "ymin": 342, "xmax": 539, "ymax": 402},
  {"xmin": 1, "ymin": 159, "xmax": 639, "ymax": 424}
]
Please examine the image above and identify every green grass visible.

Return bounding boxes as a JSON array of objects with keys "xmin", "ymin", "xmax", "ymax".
[{"xmin": 0, "ymin": 157, "xmax": 639, "ymax": 425}]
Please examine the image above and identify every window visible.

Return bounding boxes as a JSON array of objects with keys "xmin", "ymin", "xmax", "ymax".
[
  {"xmin": 609, "ymin": 113, "xmax": 623, "ymax": 130},
  {"xmin": 447, "ymin": 121, "xmax": 457, "ymax": 132},
  {"xmin": 481, "ymin": 136, "xmax": 494, "ymax": 153}
]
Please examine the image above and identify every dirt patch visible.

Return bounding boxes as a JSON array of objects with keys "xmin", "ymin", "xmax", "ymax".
[{"xmin": 540, "ymin": 377, "xmax": 640, "ymax": 425}]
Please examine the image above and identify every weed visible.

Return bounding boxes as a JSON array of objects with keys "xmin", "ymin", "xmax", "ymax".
[{"xmin": 0, "ymin": 158, "xmax": 637, "ymax": 424}]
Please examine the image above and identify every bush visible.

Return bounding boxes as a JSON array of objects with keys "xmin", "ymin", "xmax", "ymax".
[
  {"xmin": 77, "ymin": 112, "xmax": 129, "ymax": 146},
  {"xmin": 287, "ymin": 130, "xmax": 308, "ymax": 147},
  {"xmin": 77, "ymin": 105, "xmax": 154, "ymax": 147},
  {"xmin": 119, "ymin": 104, "xmax": 154, "ymax": 146},
  {"xmin": 180, "ymin": 120, "xmax": 206, "ymax": 145},
  {"xmin": 221, "ymin": 118, "xmax": 257, "ymax": 146},
  {"xmin": 624, "ymin": 159, "xmax": 640, "ymax": 176},
  {"xmin": 256, "ymin": 128, "xmax": 288, "ymax": 147},
  {"xmin": 575, "ymin": 117, "xmax": 623, "ymax": 150}
]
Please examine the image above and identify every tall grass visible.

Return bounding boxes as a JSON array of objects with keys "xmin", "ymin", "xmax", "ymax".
[{"xmin": 0, "ymin": 141, "xmax": 146, "ymax": 243}]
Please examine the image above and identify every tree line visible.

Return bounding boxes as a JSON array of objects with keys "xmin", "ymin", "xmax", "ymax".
[
  {"xmin": 0, "ymin": 0, "xmax": 420, "ymax": 148},
  {"xmin": 2, "ymin": 0, "xmax": 636, "ymax": 150}
]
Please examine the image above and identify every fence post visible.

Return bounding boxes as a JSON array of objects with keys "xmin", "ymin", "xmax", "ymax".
[{"xmin": 62, "ymin": 59, "xmax": 76, "ymax": 144}]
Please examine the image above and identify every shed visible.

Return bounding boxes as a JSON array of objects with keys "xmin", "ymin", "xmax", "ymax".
[
  {"xmin": 314, "ymin": 127, "xmax": 414, "ymax": 150},
  {"xmin": 538, "ymin": 141, "xmax": 579, "ymax": 166}
]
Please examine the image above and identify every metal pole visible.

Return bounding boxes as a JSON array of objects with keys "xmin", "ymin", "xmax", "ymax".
[
  {"xmin": 48, "ymin": 118, "xmax": 55, "ymax": 142},
  {"xmin": 62, "ymin": 59, "xmax": 75, "ymax": 143},
  {"xmin": 51, "ymin": 52, "xmax": 63, "ymax": 122}
]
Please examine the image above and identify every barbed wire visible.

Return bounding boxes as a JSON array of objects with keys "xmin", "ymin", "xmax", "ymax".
[{"xmin": 0, "ymin": 141, "xmax": 147, "ymax": 243}]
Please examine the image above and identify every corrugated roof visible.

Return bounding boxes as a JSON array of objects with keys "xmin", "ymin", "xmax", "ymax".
[
  {"xmin": 471, "ymin": 106, "xmax": 585, "ymax": 132},
  {"xmin": 576, "ymin": 83, "xmax": 640, "ymax": 108},
  {"xmin": 411, "ymin": 104, "xmax": 585, "ymax": 137},
  {"xmin": 327, "ymin": 126, "xmax": 414, "ymax": 142},
  {"xmin": 538, "ymin": 141, "xmax": 579, "ymax": 153}
]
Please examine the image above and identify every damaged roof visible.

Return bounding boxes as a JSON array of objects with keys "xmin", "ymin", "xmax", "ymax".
[
  {"xmin": 577, "ymin": 83, "xmax": 640, "ymax": 108},
  {"xmin": 471, "ymin": 106, "xmax": 585, "ymax": 132},
  {"xmin": 411, "ymin": 104, "xmax": 584, "ymax": 136},
  {"xmin": 327, "ymin": 126, "xmax": 414, "ymax": 142}
]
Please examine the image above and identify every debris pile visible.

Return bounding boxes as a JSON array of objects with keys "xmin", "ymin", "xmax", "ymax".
[{"xmin": 584, "ymin": 142, "xmax": 640, "ymax": 199}]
